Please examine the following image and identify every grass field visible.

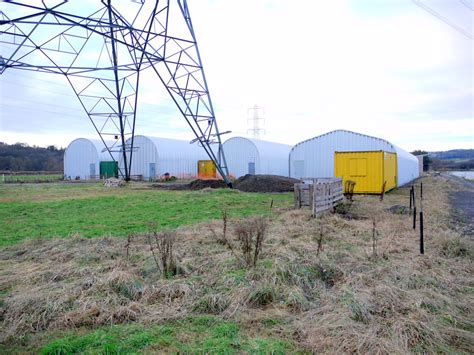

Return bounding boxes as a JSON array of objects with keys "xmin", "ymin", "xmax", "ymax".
[
  {"xmin": 0, "ymin": 176, "xmax": 472, "ymax": 353},
  {"xmin": 0, "ymin": 182, "xmax": 292, "ymax": 246},
  {"xmin": 1, "ymin": 174, "xmax": 63, "ymax": 183}
]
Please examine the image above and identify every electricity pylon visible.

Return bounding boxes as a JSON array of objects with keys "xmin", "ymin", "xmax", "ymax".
[{"xmin": 0, "ymin": 0, "xmax": 230, "ymax": 184}]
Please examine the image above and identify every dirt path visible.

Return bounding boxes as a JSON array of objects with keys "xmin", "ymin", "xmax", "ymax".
[{"xmin": 442, "ymin": 173, "xmax": 474, "ymax": 237}]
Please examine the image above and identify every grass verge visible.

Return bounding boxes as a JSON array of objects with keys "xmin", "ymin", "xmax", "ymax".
[{"xmin": 0, "ymin": 183, "xmax": 291, "ymax": 246}]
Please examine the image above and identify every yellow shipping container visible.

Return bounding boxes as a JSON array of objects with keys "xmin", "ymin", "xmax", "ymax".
[
  {"xmin": 197, "ymin": 160, "xmax": 217, "ymax": 179},
  {"xmin": 334, "ymin": 151, "xmax": 397, "ymax": 194}
]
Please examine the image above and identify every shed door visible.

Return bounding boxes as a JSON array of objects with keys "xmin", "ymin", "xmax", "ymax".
[
  {"xmin": 89, "ymin": 163, "xmax": 95, "ymax": 178},
  {"xmin": 149, "ymin": 163, "xmax": 156, "ymax": 180},
  {"xmin": 248, "ymin": 162, "xmax": 255, "ymax": 175}
]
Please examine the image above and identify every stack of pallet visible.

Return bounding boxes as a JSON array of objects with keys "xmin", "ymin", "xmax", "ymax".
[{"xmin": 294, "ymin": 178, "xmax": 343, "ymax": 217}]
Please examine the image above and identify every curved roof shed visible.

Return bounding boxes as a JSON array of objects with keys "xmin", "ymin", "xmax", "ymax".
[
  {"xmin": 289, "ymin": 130, "xmax": 419, "ymax": 186},
  {"xmin": 120, "ymin": 135, "xmax": 208, "ymax": 180},
  {"xmin": 222, "ymin": 137, "xmax": 292, "ymax": 178},
  {"xmin": 64, "ymin": 138, "xmax": 115, "ymax": 180}
]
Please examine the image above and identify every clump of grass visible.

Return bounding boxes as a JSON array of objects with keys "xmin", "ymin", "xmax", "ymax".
[
  {"xmin": 143, "ymin": 282, "xmax": 192, "ymax": 305},
  {"xmin": 341, "ymin": 291, "xmax": 371, "ymax": 324},
  {"xmin": 107, "ymin": 271, "xmax": 144, "ymax": 301},
  {"xmin": 193, "ymin": 293, "xmax": 230, "ymax": 315},
  {"xmin": 438, "ymin": 236, "xmax": 471, "ymax": 258},
  {"xmin": 247, "ymin": 284, "xmax": 277, "ymax": 307},
  {"xmin": 285, "ymin": 287, "xmax": 310, "ymax": 312}
]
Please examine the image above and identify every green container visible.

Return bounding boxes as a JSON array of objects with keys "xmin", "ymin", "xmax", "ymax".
[{"xmin": 100, "ymin": 161, "xmax": 118, "ymax": 179}]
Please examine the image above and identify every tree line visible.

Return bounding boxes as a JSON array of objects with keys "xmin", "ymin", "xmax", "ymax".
[{"xmin": 0, "ymin": 142, "xmax": 64, "ymax": 172}]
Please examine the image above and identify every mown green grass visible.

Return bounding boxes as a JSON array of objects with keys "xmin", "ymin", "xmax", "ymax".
[
  {"xmin": 37, "ymin": 316, "xmax": 299, "ymax": 354},
  {"xmin": 0, "ymin": 183, "xmax": 292, "ymax": 246}
]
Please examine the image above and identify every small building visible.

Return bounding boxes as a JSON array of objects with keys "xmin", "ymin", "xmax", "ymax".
[
  {"xmin": 289, "ymin": 130, "xmax": 419, "ymax": 188},
  {"xmin": 334, "ymin": 151, "xmax": 397, "ymax": 194},
  {"xmin": 222, "ymin": 137, "xmax": 292, "ymax": 178},
  {"xmin": 64, "ymin": 138, "xmax": 116, "ymax": 180},
  {"xmin": 119, "ymin": 135, "xmax": 208, "ymax": 180}
]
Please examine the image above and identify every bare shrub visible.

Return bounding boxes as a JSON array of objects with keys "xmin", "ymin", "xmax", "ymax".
[
  {"xmin": 317, "ymin": 224, "xmax": 324, "ymax": 255},
  {"xmin": 234, "ymin": 217, "xmax": 268, "ymax": 268},
  {"xmin": 124, "ymin": 233, "xmax": 134, "ymax": 260},
  {"xmin": 147, "ymin": 230, "xmax": 177, "ymax": 278},
  {"xmin": 371, "ymin": 218, "xmax": 378, "ymax": 260}
]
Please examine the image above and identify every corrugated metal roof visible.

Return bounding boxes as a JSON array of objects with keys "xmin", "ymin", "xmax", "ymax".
[
  {"xmin": 291, "ymin": 129, "xmax": 396, "ymax": 153},
  {"xmin": 66, "ymin": 138, "xmax": 118, "ymax": 161}
]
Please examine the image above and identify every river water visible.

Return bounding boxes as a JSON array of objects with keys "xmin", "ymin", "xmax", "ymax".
[{"xmin": 448, "ymin": 171, "xmax": 474, "ymax": 179}]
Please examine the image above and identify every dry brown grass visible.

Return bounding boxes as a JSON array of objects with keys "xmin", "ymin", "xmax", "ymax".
[{"xmin": 0, "ymin": 175, "xmax": 473, "ymax": 353}]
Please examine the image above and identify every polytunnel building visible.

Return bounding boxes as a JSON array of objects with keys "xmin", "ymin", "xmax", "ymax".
[
  {"xmin": 64, "ymin": 138, "xmax": 117, "ymax": 180},
  {"xmin": 119, "ymin": 135, "xmax": 209, "ymax": 180},
  {"xmin": 289, "ymin": 130, "xmax": 419, "ymax": 188},
  {"xmin": 222, "ymin": 137, "xmax": 292, "ymax": 178}
]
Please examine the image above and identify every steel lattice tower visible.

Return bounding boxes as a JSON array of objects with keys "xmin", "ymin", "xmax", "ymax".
[{"xmin": 0, "ymin": 0, "xmax": 231, "ymax": 184}]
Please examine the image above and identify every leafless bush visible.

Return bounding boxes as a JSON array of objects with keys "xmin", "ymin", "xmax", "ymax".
[
  {"xmin": 370, "ymin": 218, "xmax": 379, "ymax": 260},
  {"xmin": 147, "ymin": 230, "xmax": 177, "ymax": 278},
  {"xmin": 317, "ymin": 223, "xmax": 324, "ymax": 255},
  {"xmin": 125, "ymin": 233, "xmax": 133, "ymax": 260},
  {"xmin": 234, "ymin": 217, "xmax": 268, "ymax": 268}
]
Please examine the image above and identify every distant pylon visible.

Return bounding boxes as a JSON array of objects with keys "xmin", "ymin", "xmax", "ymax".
[{"xmin": 247, "ymin": 104, "xmax": 265, "ymax": 139}]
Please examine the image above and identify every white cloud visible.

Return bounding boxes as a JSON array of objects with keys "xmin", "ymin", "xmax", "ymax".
[{"xmin": 0, "ymin": 0, "xmax": 472, "ymax": 152}]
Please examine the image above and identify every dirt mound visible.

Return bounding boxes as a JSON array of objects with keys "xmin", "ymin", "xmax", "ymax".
[
  {"xmin": 152, "ymin": 179, "xmax": 227, "ymax": 190},
  {"xmin": 234, "ymin": 174, "xmax": 300, "ymax": 193},
  {"xmin": 189, "ymin": 179, "xmax": 228, "ymax": 190}
]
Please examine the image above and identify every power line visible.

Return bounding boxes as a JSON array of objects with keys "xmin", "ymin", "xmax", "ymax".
[
  {"xmin": 412, "ymin": 0, "xmax": 473, "ymax": 39},
  {"xmin": 459, "ymin": 0, "xmax": 474, "ymax": 11},
  {"xmin": 3, "ymin": 94, "xmax": 84, "ymax": 113},
  {"xmin": 1, "ymin": 103, "xmax": 86, "ymax": 119}
]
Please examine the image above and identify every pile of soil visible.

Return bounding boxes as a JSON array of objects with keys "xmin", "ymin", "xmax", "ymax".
[
  {"xmin": 234, "ymin": 174, "xmax": 301, "ymax": 193},
  {"xmin": 189, "ymin": 179, "xmax": 227, "ymax": 190},
  {"xmin": 152, "ymin": 179, "xmax": 227, "ymax": 190}
]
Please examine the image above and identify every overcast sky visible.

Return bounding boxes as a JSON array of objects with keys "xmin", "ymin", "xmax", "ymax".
[{"xmin": 0, "ymin": 0, "xmax": 473, "ymax": 152}]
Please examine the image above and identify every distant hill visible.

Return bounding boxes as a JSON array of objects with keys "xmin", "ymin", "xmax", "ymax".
[
  {"xmin": 427, "ymin": 149, "xmax": 474, "ymax": 171},
  {"xmin": 0, "ymin": 142, "xmax": 64, "ymax": 171},
  {"xmin": 429, "ymin": 149, "xmax": 474, "ymax": 161}
]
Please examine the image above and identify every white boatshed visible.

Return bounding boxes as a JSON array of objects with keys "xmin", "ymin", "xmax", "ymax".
[
  {"xmin": 120, "ymin": 135, "xmax": 208, "ymax": 180},
  {"xmin": 289, "ymin": 130, "xmax": 419, "ymax": 186},
  {"xmin": 64, "ymin": 138, "xmax": 116, "ymax": 180},
  {"xmin": 222, "ymin": 137, "xmax": 292, "ymax": 178}
]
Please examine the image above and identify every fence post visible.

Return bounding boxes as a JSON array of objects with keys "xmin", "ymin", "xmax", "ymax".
[
  {"xmin": 420, "ymin": 210, "xmax": 424, "ymax": 254},
  {"xmin": 413, "ymin": 186, "xmax": 417, "ymax": 230},
  {"xmin": 409, "ymin": 186, "xmax": 413, "ymax": 214}
]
